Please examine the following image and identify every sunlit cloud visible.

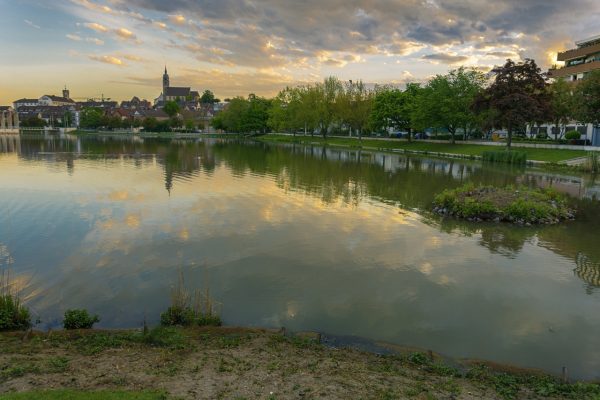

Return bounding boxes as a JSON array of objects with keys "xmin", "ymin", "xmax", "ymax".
[
  {"xmin": 83, "ymin": 22, "xmax": 108, "ymax": 33},
  {"xmin": 89, "ymin": 54, "xmax": 126, "ymax": 66}
]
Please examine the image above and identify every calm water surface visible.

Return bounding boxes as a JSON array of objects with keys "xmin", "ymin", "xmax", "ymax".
[{"xmin": 1, "ymin": 134, "xmax": 600, "ymax": 379}]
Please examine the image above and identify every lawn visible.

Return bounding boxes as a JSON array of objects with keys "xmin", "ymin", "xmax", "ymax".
[
  {"xmin": 259, "ymin": 134, "xmax": 586, "ymax": 162},
  {"xmin": 0, "ymin": 391, "xmax": 166, "ymax": 400}
]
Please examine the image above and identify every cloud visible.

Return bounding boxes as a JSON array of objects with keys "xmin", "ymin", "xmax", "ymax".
[
  {"xmin": 66, "ymin": 33, "xmax": 104, "ymax": 45},
  {"xmin": 114, "ymin": 28, "xmax": 137, "ymax": 40},
  {"xmin": 89, "ymin": 54, "xmax": 126, "ymax": 66},
  {"xmin": 83, "ymin": 22, "xmax": 108, "ymax": 33},
  {"xmin": 24, "ymin": 19, "xmax": 40, "ymax": 29},
  {"xmin": 168, "ymin": 14, "xmax": 186, "ymax": 25},
  {"xmin": 66, "ymin": 34, "xmax": 82, "ymax": 41},
  {"xmin": 421, "ymin": 53, "xmax": 470, "ymax": 64}
]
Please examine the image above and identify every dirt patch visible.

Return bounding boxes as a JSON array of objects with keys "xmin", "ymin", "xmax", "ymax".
[{"xmin": 0, "ymin": 328, "xmax": 595, "ymax": 399}]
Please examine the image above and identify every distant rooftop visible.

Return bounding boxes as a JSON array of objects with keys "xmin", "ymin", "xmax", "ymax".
[{"xmin": 576, "ymin": 34, "xmax": 600, "ymax": 47}]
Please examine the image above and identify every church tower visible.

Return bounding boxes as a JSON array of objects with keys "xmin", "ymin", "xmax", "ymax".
[
  {"xmin": 63, "ymin": 85, "xmax": 70, "ymax": 100},
  {"xmin": 162, "ymin": 66, "xmax": 170, "ymax": 94}
]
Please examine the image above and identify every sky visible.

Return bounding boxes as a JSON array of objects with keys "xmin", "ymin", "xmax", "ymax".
[{"xmin": 1, "ymin": 0, "xmax": 599, "ymax": 104}]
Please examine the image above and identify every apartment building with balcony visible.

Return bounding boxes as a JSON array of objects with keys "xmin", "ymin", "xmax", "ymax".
[{"xmin": 548, "ymin": 34, "xmax": 600, "ymax": 81}]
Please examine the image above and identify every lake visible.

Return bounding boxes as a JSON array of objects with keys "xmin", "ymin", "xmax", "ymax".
[{"xmin": 1, "ymin": 134, "xmax": 600, "ymax": 379}]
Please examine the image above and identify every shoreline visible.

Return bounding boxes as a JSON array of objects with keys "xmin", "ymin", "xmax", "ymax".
[{"xmin": 2, "ymin": 326, "xmax": 598, "ymax": 399}]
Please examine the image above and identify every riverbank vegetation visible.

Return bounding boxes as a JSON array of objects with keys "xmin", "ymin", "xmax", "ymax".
[
  {"xmin": 211, "ymin": 62, "xmax": 600, "ymax": 151},
  {"xmin": 0, "ymin": 270, "xmax": 30, "ymax": 332},
  {"xmin": 2, "ymin": 327, "xmax": 599, "ymax": 399},
  {"xmin": 257, "ymin": 134, "xmax": 584, "ymax": 162},
  {"xmin": 433, "ymin": 184, "xmax": 575, "ymax": 224}
]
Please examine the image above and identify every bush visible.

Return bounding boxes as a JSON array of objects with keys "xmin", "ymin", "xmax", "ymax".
[
  {"xmin": 482, "ymin": 150, "xmax": 527, "ymax": 165},
  {"xmin": 565, "ymin": 130, "xmax": 581, "ymax": 140},
  {"xmin": 433, "ymin": 185, "xmax": 574, "ymax": 224},
  {"xmin": 63, "ymin": 309, "xmax": 100, "ymax": 330},
  {"xmin": 0, "ymin": 295, "xmax": 31, "ymax": 331}
]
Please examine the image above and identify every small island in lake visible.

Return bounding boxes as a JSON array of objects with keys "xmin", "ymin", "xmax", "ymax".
[{"xmin": 433, "ymin": 184, "xmax": 576, "ymax": 225}]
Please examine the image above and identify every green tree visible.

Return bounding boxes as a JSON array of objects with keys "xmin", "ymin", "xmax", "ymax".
[
  {"xmin": 142, "ymin": 117, "xmax": 158, "ymax": 131},
  {"xmin": 419, "ymin": 68, "xmax": 485, "ymax": 143},
  {"xmin": 200, "ymin": 90, "xmax": 217, "ymax": 104},
  {"xmin": 20, "ymin": 116, "xmax": 46, "ymax": 128},
  {"xmin": 163, "ymin": 101, "xmax": 180, "ymax": 118},
  {"xmin": 547, "ymin": 78, "xmax": 574, "ymax": 140},
  {"xmin": 574, "ymin": 70, "xmax": 600, "ymax": 127},
  {"xmin": 315, "ymin": 76, "xmax": 343, "ymax": 138},
  {"xmin": 79, "ymin": 107, "xmax": 104, "ymax": 129},
  {"xmin": 473, "ymin": 59, "xmax": 549, "ymax": 148},
  {"xmin": 338, "ymin": 80, "xmax": 373, "ymax": 139}
]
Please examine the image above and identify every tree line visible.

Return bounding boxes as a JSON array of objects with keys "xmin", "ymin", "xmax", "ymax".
[{"xmin": 213, "ymin": 59, "xmax": 600, "ymax": 148}]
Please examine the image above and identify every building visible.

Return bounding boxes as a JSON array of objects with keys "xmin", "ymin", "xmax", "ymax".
[
  {"xmin": 155, "ymin": 67, "xmax": 200, "ymax": 106},
  {"xmin": 120, "ymin": 96, "xmax": 151, "ymax": 110},
  {"xmin": 13, "ymin": 98, "xmax": 39, "ymax": 109},
  {"xmin": 548, "ymin": 34, "xmax": 600, "ymax": 81},
  {"xmin": 38, "ymin": 95, "xmax": 75, "ymax": 107}
]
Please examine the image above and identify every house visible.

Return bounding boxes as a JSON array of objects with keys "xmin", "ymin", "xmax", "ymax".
[
  {"xmin": 38, "ymin": 95, "xmax": 75, "ymax": 107},
  {"xmin": 548, "ymin": 34, "xmax": 600, "ymax": 82},
  {"xmin": 13, "ymin": 98, "xmax": 39, "ymax": 109}
]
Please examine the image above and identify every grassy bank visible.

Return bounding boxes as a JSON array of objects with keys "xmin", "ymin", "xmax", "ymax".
[
  {"xmin": 1, "ymin": 327, "xmax": 599, "ymax": 400},
  {"xmin": 257, "ymin": 134, "xmax": 586, "ymax": 163},
  {"xmin": 433, "ymin": 184, "xmax": 575, "ymax": 224}
]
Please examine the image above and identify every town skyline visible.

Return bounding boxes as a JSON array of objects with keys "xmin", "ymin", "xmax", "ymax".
[{"xmin": 1, "ymin": 0, "xmax": 600, "ymax": 104}]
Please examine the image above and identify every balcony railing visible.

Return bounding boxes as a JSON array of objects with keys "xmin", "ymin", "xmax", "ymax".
[
  {"xmin": 548, "ymin": 60, "xmax": 600, "ymax": 78},
  {"xmin": 557, "ymin": 42, "xmax": 600, "ymax": 61}
]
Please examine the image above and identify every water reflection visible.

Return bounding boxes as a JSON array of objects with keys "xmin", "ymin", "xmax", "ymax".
[{"xmin": 1, "ymin": 135, "xmax": 600, "ymax": 379}]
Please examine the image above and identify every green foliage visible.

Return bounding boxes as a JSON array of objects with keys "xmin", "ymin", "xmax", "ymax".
[
  {"xmin": 20, "ymin": 116, "xmax": 46, "ymax": 128},
  {"xmin": 200, "ymin": 89, "xmax": 217, "ymax": 104},
  {"xmin": 482, "ymin": 150, "xmax": 527, "ymax": 165},
  {"xmin": 0, "ymin": 295, "xmax": 31, "ymax": 332},
  {"xmin": 433, "ymin": 184, "xmax": 573, "ymax": 224},
  {"xmin": 0, "ymin": 270, "xmax": 31, "ymax": 332},
  {"xmin": 160, "ymin": 272, "xmax": 222, "ymax": 327},
  {"xmin": 138, "ymin": 326, "xmax": 188, "ymax": 349},
  {"xmin": 417, "ymin": 67, "xmax": 486, "ymax": 142},
  {"xmin": 163, "ymin": 101, "xmax": 180, "ymax": 118},
  {"xmin": 214, "ymin": 94, "xmax": 271, "ymax": 133},
  {"xmin": 574, "ymin": 70, "xmax": 600, "ymax": 126},
  {"xmin": 79, "ymin": 108, "xmax": 104, "ymax": 129},
  {"xmin": 565, "ymin": 130, "xmax": 581, "ymax": 140},
  {"xmin": 585, "ymin": 152, "xmax": 600, "ymax": 173},
  {"xmin": 0, "ymin": 390, "xmax": 168, "ymax": 400},
  {"xmin": 63, "ymin": 309, "xmax": 100, "ymax": 330}
]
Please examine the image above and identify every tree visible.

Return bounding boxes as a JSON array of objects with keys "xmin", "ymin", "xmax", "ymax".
[
  {"xmin": 200, "ymin": 90, "xmax": 217, "ymax": 104},
  {"xmin": 338, "ymin": 80, "xmax": 373, "ymax": 139},
  {"xmin": 574, "ymin": 70, "xmax": 600, "ymax": 127},
  {"xmin": 163, "ymin": 101, "xmax": 180, "ymax": 118},
  {"xmin": 315, "ymin": 76, "xmax": 343, "ymax": 138},
  {"xmin": 142, "ymin": 117, "xmax": 158, "ymax": 131},
  {"xmin": 473, "ymin": 59, "xmax": 549, "ymax": 148},
  {"xmin": 547, "ymin": 78, "xmax": 574, "ymax": 140},
  {"xmin": 79, "ymin": 107, "xmax": 104, "ymax": 129},
  {"xmin": 21, "ymin": 116, "xmax": 46, "ymax": 128},
  {"xmin": 418, "ymin": 68, "xmax": 485, "ymax": 143}
]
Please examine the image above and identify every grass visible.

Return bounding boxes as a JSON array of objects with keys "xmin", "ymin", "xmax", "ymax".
[
  {"xmin": 433, "ymin": 184, "xmax": 575, "ymax": 224},
  {"xmin": 0, "ymin": 269, "xmax": 31, "ymax": 332},
  {"xmin": 257, "ymin": 134, "xmax": 586, "ymax": 162},
  {"xmin": 482, "ymin": 150, "xmax": 527, "ymax": 165},
  {"xmin": 0, "ymin": 390, "xmax": 168, "ymax": 400},
  {"xmin": 1, "ymin": 328, "xmax": 599, "ymax": 399}
]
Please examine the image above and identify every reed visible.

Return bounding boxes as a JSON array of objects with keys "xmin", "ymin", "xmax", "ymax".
[
  {"xmin": 0, "ymin": 268, "xmax": 31, "ymax": 331},
  {"xmin": 161, "ymin": 270, "xmax": 221, "ymax": 327},
  {"xmin": 585, "ymin": 151, "xmax": 599, "ymax": 173},
  {"xmin": 481, "ymin": 150, "xmax": 527, "ymax": 165}
]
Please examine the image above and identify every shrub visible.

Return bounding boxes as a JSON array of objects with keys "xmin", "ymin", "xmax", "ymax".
[
  {"xmin": 160, "ymin": 271, "xmax": 222, "ymax": 327},
  {"xmin": 482, "ymin": 150, "xmax": 527, "ymax": 165},
  {"xmin": 565, "ymin": 130, "xmax": 581, "ymax": 140},
  {"xmin": 63, "ymin": 309, "xmax": 100, "ymax": 330},
  {"xmin": 0, "ymin": 270, "xmax": 31, "ymax": 332},
  {"xmin": 0, "ymin": 295, "xmax": 31, "ymax": 332}
]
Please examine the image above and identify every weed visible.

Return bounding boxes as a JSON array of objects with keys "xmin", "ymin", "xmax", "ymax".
[
  {"xmin": 63, "ymin": 309, "xmax": 100, "ymax": 330},
  {"xmin": 482, "ymin": 150, "xmax": 527, "ymax": 165},
  {"xmin": 46, "ymin": 356, "xmax": 69, "ymax": 373},
  {"xmin": 0, "ymin": 269, "xmax": 31, "ymax": 332}
]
